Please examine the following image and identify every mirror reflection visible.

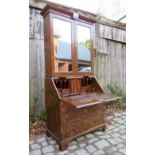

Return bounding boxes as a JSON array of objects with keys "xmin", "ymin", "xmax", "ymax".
[
  {"xmin": 53, "ymin": 18, "xmax": 72, "ymax": 72},
  {"xmin": 77, "ymin": 25, "xmax": 91, "ymax": 72}
]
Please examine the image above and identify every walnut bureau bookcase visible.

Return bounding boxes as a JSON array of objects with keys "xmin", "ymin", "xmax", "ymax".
[{"xmin": 42, "ymin": 4, "xmax": 120, "ymax": 151}]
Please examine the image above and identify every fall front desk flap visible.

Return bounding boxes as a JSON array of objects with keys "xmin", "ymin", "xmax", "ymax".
[{"xmin": 62, "ymin": 93, "xmax": 121, "ymax": 109}]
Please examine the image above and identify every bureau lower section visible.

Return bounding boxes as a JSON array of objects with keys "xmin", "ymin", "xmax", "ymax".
[
  {"xmin": 60, "ymin": 102, "xmax": 106, "ymax": 139},
  {"xmin": 47, "ymin": 102, "xmax": 106, "ymax": 150}
]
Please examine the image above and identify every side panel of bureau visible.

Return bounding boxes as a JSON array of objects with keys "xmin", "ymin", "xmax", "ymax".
[{"xmin": 45, "ymin": 78, "xmax": 61, "ymax": 140}]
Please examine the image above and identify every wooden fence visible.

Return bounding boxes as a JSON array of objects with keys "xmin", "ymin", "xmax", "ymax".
[
  {"xmin": 94, "ymin": 21, "xmax": 126, "ymax": 91},
  {"xmin": 29, "ymin": 7, "xmax": 126, "ymax": 113}
]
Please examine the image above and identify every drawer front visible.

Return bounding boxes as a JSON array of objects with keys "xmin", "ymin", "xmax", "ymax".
[
  {"xmin": 61, "ymin": 102, "xmax": 105, "ymax": 113},
  {"xmin": 61, "ymin": 121, "xmax": 85, "ymax": 139},
  {"xmin": 60, "ymin": 112, "xmax": 105, "ymax": 139},
  {"xmin": 83, "ymin": 114, "xmax": 104, "ymax": 130},
  {"xmin": 61, "ymin": 103, "xmax": 105, "ymax": 123}
]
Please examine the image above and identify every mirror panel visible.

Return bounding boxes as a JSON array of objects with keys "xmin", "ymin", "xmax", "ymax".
[
  {"xmin": 53, "ymin": 18, "xmax": 72, "ymax": 72},
  {"xmin": 77, "ymin": 25, "xmax": 91, "ymax": 72}
]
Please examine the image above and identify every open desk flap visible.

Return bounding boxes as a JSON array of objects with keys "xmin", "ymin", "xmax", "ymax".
[{"xmin": 62, "ymin": 93, "xmax": 121, "ymax": 109}]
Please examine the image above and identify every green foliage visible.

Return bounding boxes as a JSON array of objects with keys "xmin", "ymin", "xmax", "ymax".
[
  {"xmin": 29, "ymin": 108, "xmax": 46, "ymax": 123},
  {"xmin": 107, "ymin": 83, "xmax": 126, "ymax": 105},
  {"xmin": 37, "ymin": 108, "xmax": 46, "ymax": 122},
  {"xmin": 37, "ymin": 88, "xmax": 45, "ymax": 106},
  {"xmin": 29, "ymin": 113, "xmax": 37, "ymax": 123},
  {"xmin": 32, "ymin": 96, "xmax": 38, "ymax": 106},
  {"xmin": 80, "ymin": 40, "xmax": 90, "ymax": 49},
  {"xmin": 30, "ymin": 88, "xmax": 46, "ymax": 123},
  {"xmin": 31, "ymin": 88, "xmax": 45, "ymax": 107}
]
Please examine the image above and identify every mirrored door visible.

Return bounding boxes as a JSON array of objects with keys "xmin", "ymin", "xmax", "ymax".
[
  {"xmin": 77, "ymin": 25, "xmax": 91, "ymax": 72},
  {"xmin": 53, "ymin": 18, "xmax": 72, "ymax": 73}
]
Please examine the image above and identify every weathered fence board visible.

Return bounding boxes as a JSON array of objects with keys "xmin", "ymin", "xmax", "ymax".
[
  {"xmin": 29, "ymin": 36, "xmax": 45, "ymax": 114},
  {"xmin": 99, "ymin": 24, "xmax": 126, "ymax": 43},
  {"xmin": 29, "ymin": 7, "xmax": 126, "ymax": 113},
  {"xmin": 29, "ymin": 8, "xmax": 44, "ymax": 40}
]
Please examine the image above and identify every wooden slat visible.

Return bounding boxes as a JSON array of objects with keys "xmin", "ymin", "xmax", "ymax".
[{"xmin": 29, "ymin": 38, "xmax": 45, "ymax": 113}]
